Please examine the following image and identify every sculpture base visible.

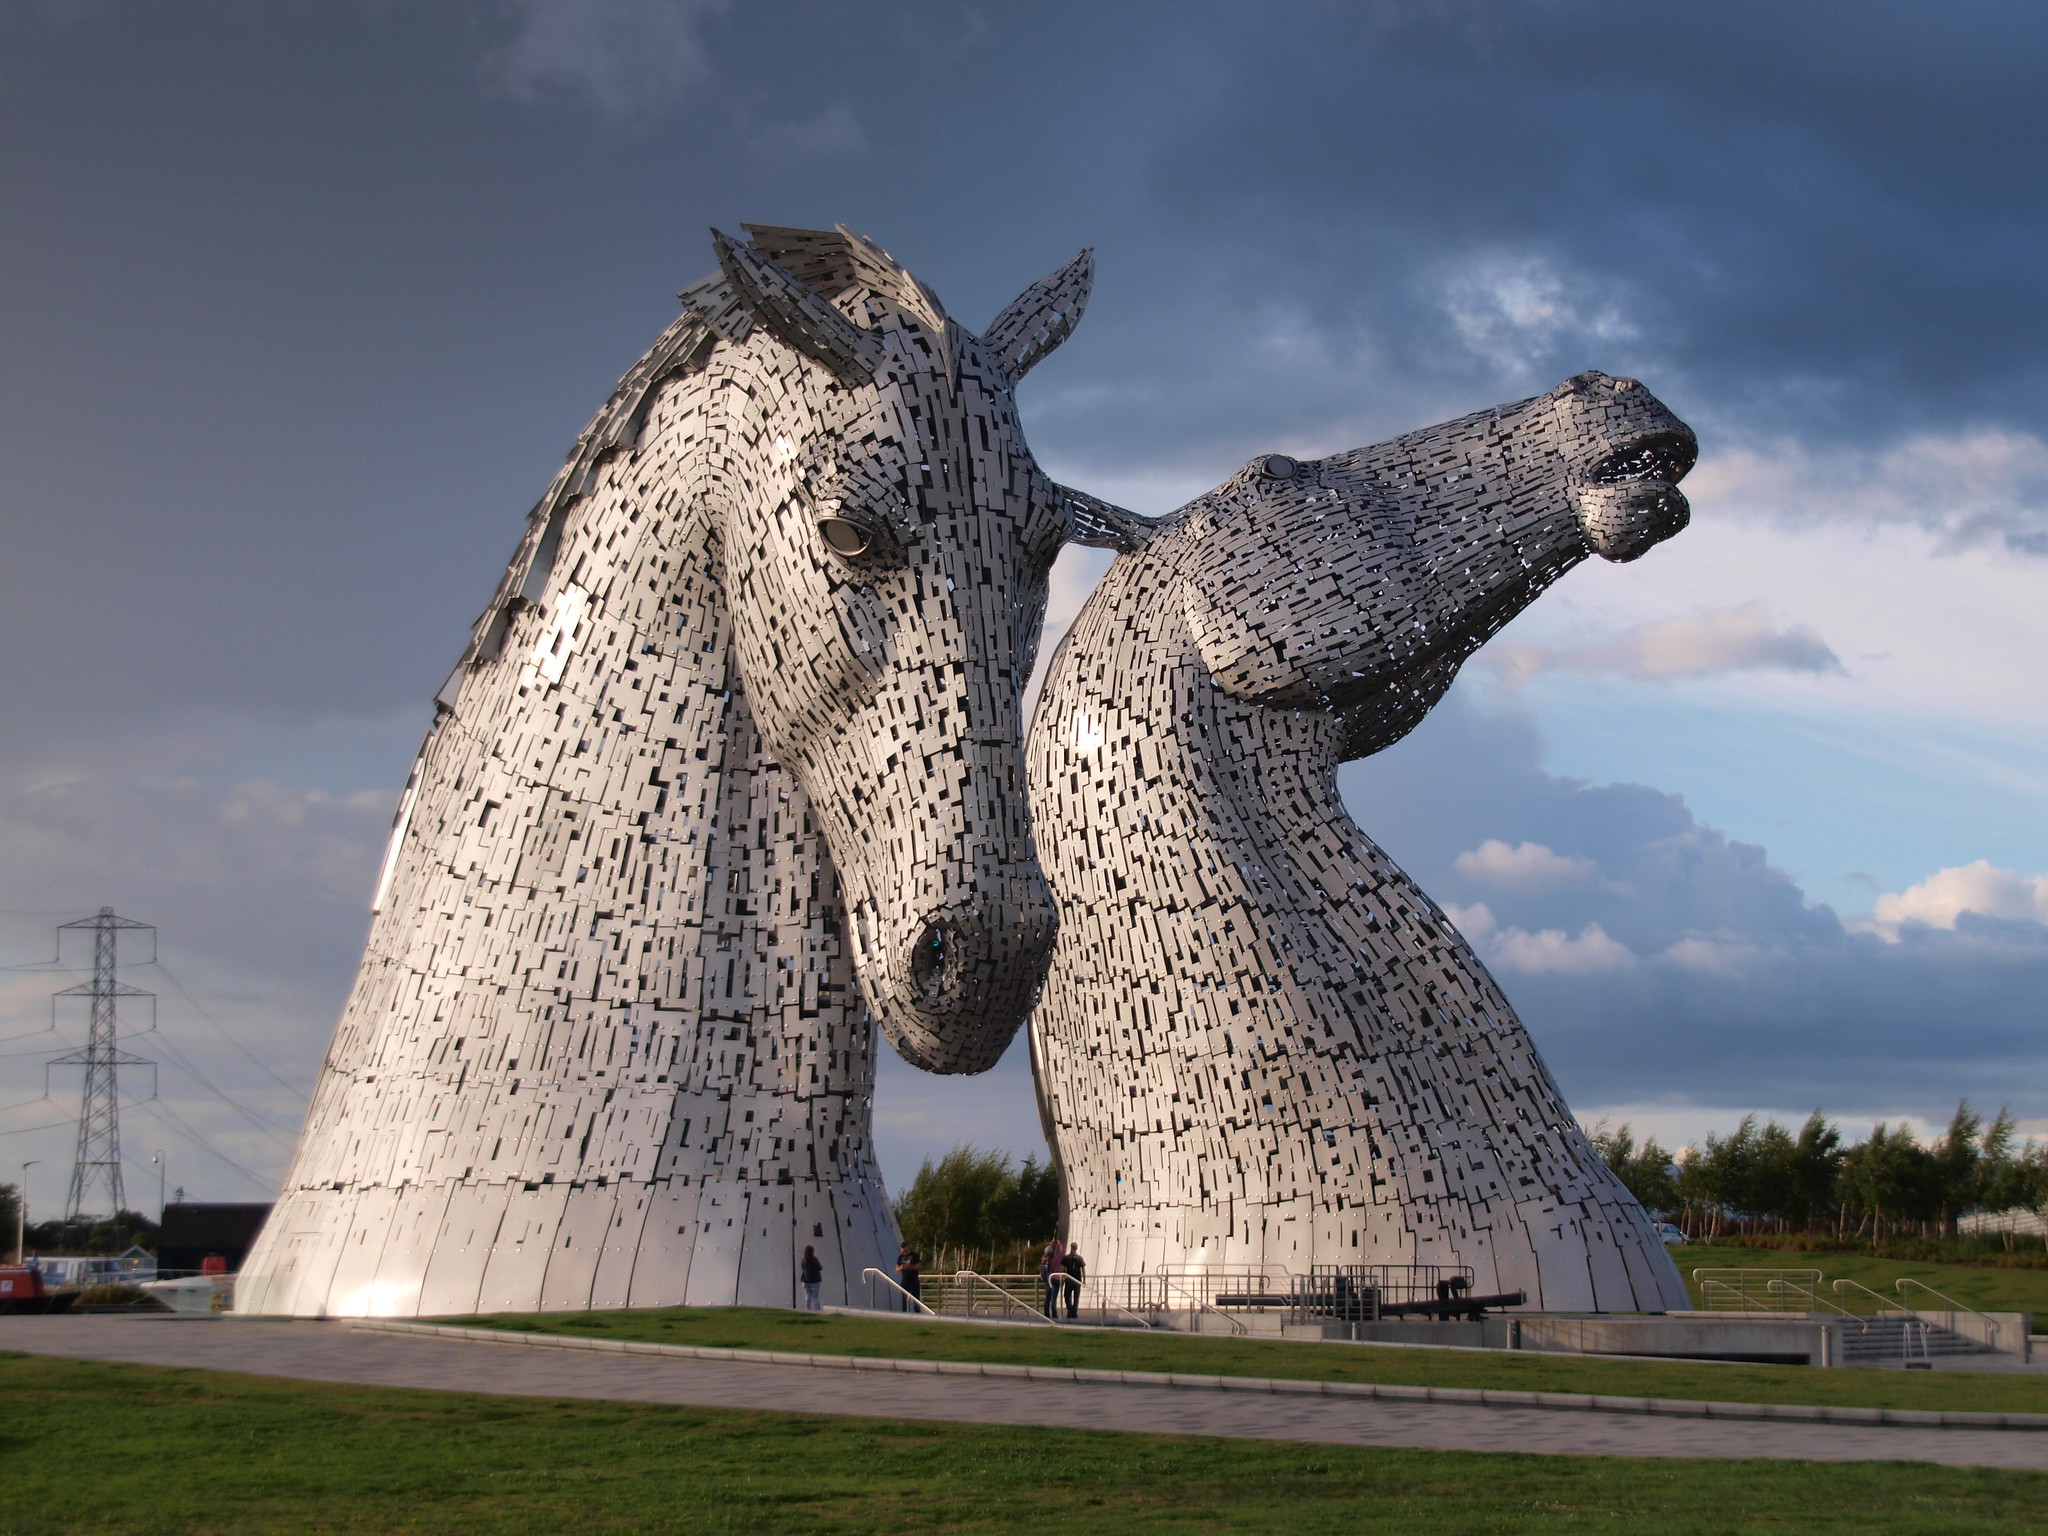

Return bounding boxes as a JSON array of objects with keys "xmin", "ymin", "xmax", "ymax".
[{"xmin": 238, "ymin": 1175, "xmax": 898, "ymax": 1318}]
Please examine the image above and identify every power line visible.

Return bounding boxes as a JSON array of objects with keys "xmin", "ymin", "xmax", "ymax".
[
  {"xmin": 0, "ymin": 1023, "xmax": 64, "ymax": 1047},
  {"xmin": 143, "ymin": 1031, "xmax": 299, "ymax": 1147},
  {"xmin": 141, "ymin": 960, "xmax": 312, "ymax": 1096},
  {"xmin": 131, "ymin": 1099, "xmax": 273, "ymax": 1191},
  {"xmin": 0, "ymin": 1040, "xmax": 72, "ymax": 1060},
  {"xmin": 0, "ymin": 1119, "xmax": 74, "ymax": 1138}
]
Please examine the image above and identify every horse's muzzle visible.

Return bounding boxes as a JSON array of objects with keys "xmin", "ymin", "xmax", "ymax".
[{"xmin": 871, "ymin": 880, "xmax": 1059, "ymax": 1074}]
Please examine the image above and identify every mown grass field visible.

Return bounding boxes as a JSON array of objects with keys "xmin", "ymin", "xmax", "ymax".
[
  {"xmin": 1676, "ymin": 1244, "xmax": 2048, "ymax": 1316},
  {"xmin": 3, "ymin": 1351, "xmax": 2045, "ymax": 1535},
  {"xmin": 455, "ymin": 1304, "xmax": 2048, "ymax": 1415}
]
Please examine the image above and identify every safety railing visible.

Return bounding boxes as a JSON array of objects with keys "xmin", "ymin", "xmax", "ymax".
[
  {"xmin": 1289, "ymin": 1265, "xmax": 1497, "ymax": 1325},
  {"xmin": 860, "ymin": 1267, "xmax": 939, "ymax": 1317},
  {"xmin": 1044, "ymin": 1273, "xmax": 1160, "ymax": 1330},
  {"xmin": 951, "ymin": 1270, "xmax": 1058, "ymax": 1325},
  {"xmin": 1897, "ymin": 1278, "xmax": 2003, "ymax": 1352},
  {"xmin": 1107, "ymin": 1271, "xmax": 1261, "ymax": 1335},
  {"xmin": 1765, "ymin": 1275, "xmax": 1860, "ymax": 1322},
  {"xmin": 1831, "ymin": 1277, "xmax": 1913, "ymax": 1318},
  {"xmin": 1691, "ymin": 1268, "xmax": 1825, "ymax": 1312}
]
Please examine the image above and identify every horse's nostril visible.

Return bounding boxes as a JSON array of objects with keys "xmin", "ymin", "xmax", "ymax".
[
  {"xmin": 912, "ymin": 920, "xmax": 953, "ymax": 999},
  {"xmin": 1586, "ymin": 431, "xmax": 1697, "ymax": 487}
]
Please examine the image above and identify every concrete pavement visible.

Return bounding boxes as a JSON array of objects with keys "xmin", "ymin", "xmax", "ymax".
[{"xmin": 4, "ymin": 1314, "xmax": 2046, "ymax": 1470}]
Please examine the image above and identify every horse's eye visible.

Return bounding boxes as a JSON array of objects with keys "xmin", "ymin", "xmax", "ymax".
[
  {"xmin": 815, "ymin": 501, "xmax": 898, "ymax": 561},
  {"xmin": 818, "ymin": 516, "xmax": 872, "ymax": 557}
]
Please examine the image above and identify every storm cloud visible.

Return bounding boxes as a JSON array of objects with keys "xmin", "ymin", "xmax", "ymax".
[{"xmin": 1, "ymin": 1, "xmax": 2044, "ymax": 1196}]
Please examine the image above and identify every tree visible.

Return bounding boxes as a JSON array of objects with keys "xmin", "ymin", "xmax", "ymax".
[
  {"xmin": 1687, "ymin": 1114, "xmax": 1764, "ymax": 1236},
  {"xmin": 1785, "ymin": 1112, "xmax": 1845, "ymax": 1230},
  {"xmin": 1931, "ymin": 1101, "xmax": 1984, "ymax": 1236},
  {"xmin": 1590, "ymin": 1123, "xmax": 1677, "ymax": 1216},
  {"xmin": 1748, "ymin": 1119, "xmax": 1799, "ymax": 1229},
  {"xmin": 1839, "ymin": 1123, "xmax": 1940, "ymax": 1239},
  {"xmin": 893, "ymin": 1145, "xmax": 1062, "ymax": 1270}
]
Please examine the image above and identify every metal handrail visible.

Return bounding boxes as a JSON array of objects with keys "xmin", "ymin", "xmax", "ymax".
[
  {"xmin": 1691, "ymin": 1267, "xmax": 1823, "ymax": 1312},
  {"xmin": 1148, "ymin": 1272, "xmax": 1250, "ymax": 1335},
  {"xmin": 956, "ymin": 1270, "xmax": 1056, "ymax": 1325},
  {"xmin": 1694, "ymin": 1277, "xmax": 1746, "ymax": 1308},
  {"xmin": 1897, "ymin": 1278, "xmax": 2002, "ymax": 1350},
  {"xmin": 1695, "ymin": 1275, "xmax": 1800, "ymax": 1312},
  {"xmin": 1767, "ymin": 1277, "xmax": 1866, "ymax": 1329},
  {"xmin": 860, "ymin": 1267, "xmax": 939, "ymax": 1317},
  {"xmin": 1831, "ymin": 1277, "xmax": 1912, "ymax": 1317},
  {"xmin": 1058, "ymin": 1274, "xmax": 1159, "ymax": 1330}
]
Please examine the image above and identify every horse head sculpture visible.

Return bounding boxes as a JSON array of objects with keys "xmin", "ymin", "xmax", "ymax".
[
  {"xmin": 1028, "ymin": 371, "xmax": 1699, "ymax": 1308},
  {"xmin": 1176, "ymin": 370, "xmax": 1695, "ymax": 735},
  {"xmin": 242, "ymin": 227, "xmax": 1094, "ymax": 1317},
  {"xmin": 692, "ymin": 227, "xmax": 1080, "ymax": 1074}
]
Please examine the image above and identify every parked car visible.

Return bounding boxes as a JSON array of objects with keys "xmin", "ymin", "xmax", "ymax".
[{"xmin": 1653, "ymin": 1222, "xmax": 1689, "ymax": 1246}]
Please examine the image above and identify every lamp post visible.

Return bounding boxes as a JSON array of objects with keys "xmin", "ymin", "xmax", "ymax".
[
  {"xmin": 16, "ymin": 1161, "xmax": 38, "ymax": 1265},
  {"xmin": 153, "ymin": 1150, "xmax": 166, "ymax": 1223}
]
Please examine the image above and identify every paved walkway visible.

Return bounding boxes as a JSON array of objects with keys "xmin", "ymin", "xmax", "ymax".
[{"xmin": 4, "ymin": 1315, "xmax": 2045, "ymax": 1470}]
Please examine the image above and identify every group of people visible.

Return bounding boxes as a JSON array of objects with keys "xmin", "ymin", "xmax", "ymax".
[
  {"xmin": 1038, "ymin": 1238, "xmax": 1084, "ymax": 1318},
  {"xmin": 796, "ymin": 1239, "xmax": 1087, "ymax": 1317}
]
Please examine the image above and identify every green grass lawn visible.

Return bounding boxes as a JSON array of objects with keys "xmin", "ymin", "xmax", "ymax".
[
  {"xmin": 2, "ymin": 1351, "xmax": 2044, "ymax": 1534},
  {"xmin": 450, "ymin": 1305, "xmax": 2048, "ymax": 1416},
  {"xmin": 1677, "ymin": 1245, "xmax": 2048, "ymax": 1316}
]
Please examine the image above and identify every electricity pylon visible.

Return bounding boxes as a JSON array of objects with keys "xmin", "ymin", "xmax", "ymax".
[{"xmin": 51, "ymin": 908, "xmax": 155, "ymax": 1222}]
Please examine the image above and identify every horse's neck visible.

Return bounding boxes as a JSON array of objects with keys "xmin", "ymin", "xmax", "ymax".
[
  {"xmin": 338, "ymin": 379, "xmax": 852, "ymax": 1097},
  {"xmin": 1037, "ymin": 540, "xmax": 1397, "ymax": 935}
]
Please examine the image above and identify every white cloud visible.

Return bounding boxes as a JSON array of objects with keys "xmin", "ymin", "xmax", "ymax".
[
  {"xmin": 1687, "ymin": 429, "xmax": 2048, "ymax": 556},
  {"xmin": 1439, "ymin": 249, "xmax": 1638, "ymax": 377},
  {"xmin": 1660, "ymin": 934, "xmax": 1771, "ymax": 973},
  {"xmin": 1487, "ymin": 921, "xmax": 1636, "ymax": 975},
  {"xmin": 1860, "ymin": 860, "xmax": 2048, "ymax": 940},
  {"xmin": 483, "ymin": 0, "xmax": 726, "ymax": 118},
  {"xmin": 1487, "ymin": 601, "xmax": 1844, "ymax": 690},
  {"xmin": 1444, "ymin": 900, "xmax": 1495, "ymax": 941},
  {"xmin": 1452, "ymin": 838, "xmax": 1599, "ymax": 892}
]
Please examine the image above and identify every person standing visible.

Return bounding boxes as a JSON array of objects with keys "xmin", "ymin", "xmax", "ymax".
[
  {"xmin": 1039, "ymin": 1237, "xmax": 1066, "ymax": 1318},
  {"xmin": 799, "ymin": 1246, "xmax": 824, "ymax": 1312},
  {"xmin": 895, "ymin": 1242, "xmax": 923, "ymax": 1312},
  {"xmin": 1061, "ymin": 1247, "xmax": 1085, "ymax": 1320}
]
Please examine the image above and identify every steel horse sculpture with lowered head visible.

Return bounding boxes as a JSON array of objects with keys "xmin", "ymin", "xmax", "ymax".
[
  {"xmin": 241, "ymin": 226, "xmax": 1091, "ymax": 1317},
  {"xmin": 1030, "ymin": 372, "xmax": 1699, "ymax": 1311}
]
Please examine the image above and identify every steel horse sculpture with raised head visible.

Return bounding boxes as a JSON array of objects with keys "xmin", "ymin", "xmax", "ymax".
[
  {"xmin": 241, "ymin": 226, "xmax": 1090, "ymax": 1317},
  {"xmin": 1030, "ymin": 372, "xmax": 1698, "ymax": 1310}
]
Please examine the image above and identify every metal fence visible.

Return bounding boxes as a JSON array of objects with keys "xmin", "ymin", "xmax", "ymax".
[{"xmin": 1286, "ymin": 1264, "xmax": 1481, "ymax": 1324}]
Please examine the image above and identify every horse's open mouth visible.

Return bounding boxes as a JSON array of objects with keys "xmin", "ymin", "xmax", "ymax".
[{"xmin": 1586, "ymin": 430, "xmax": 1698, "ymax": 489}]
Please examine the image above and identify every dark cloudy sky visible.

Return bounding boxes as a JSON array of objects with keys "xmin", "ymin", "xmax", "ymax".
[{"xmin": 3, "ymin": 0, "xmax": 2045, "ymax": 1208}]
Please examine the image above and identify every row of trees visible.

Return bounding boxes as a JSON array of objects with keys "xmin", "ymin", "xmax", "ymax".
[
  {"xmin": 1593, "ymin": 1103, "xmax": 2048, "ymax": 1241},
  {"xmin": 893, "ymin": 1145, "xmax": 1061, "ymax": 1271}
]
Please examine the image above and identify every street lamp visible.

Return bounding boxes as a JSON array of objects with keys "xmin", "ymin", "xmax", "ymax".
[
  {"xmin": 16, "ymin": 1161, "xmax": 38, "ymax": 1265},
  {"xmin": 152, "ymin": 1150, "xmax": 166, "ymax": 1222}
]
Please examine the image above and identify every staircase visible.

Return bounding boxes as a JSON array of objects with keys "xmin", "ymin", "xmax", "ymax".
[{"xmin": 1834, "ymin": 1312, "xmax": 1997, "ymax": 1366}]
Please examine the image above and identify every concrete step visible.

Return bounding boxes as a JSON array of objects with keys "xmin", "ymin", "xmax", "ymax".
[{"xmin": 1837, "ymin": 1313, "xmax": 1995, "ymax": 1363}]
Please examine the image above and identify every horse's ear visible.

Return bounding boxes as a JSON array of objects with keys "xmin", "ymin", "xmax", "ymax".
[
  {"xmin": 1057, "ymin": 483, "xmax": 1168, "ymax": 553},
  {"xmin": 982, "ymin": 249, "xmax": 1092, "ymax": 381},
  {"xmin": 713, "ymin": 229, "xmax": 880, "ymax": 386}
]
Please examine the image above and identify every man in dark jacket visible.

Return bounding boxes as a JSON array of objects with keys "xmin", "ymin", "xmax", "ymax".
[
  {"xmin": 895, "ymin": 1243, "xmax": 922, "ymax": 1312},
  {"xmin": 1060, "ymin": 1248, "xmax": 1085, "ymax": 1319}
]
